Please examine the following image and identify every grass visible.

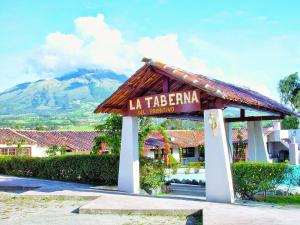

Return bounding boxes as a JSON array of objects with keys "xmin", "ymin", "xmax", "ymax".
[{"xmin": 265, "ymin": 195, "xmax": 300, "ymax": 206}]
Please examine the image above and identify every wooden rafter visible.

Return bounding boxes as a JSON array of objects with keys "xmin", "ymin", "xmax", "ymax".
[{"xmin": 224, "ymin": 115, "xmax": 284, "ymax": 123}]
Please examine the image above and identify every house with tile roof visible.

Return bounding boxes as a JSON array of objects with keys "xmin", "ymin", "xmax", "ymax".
[
  {"xmin": 0, "ymin": 129, "xmax": 98, "ymax": 156},
  {"xmin": 144, "ymin": 123, "xmax": 299, "ymax": 165},
  {"xmin": 144, "ymin": 129, "xmax": 254, "ymax": 165},
  {"xmin": 0, "ymin": 122, "xmax": 299, "ymax": 162}
]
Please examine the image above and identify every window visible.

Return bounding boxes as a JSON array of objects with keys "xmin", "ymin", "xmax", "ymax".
[
  {"xmin": 0, "ymin": 148, "xmax": 8, "ymax": 155},
  {"xmin": 153, "ymin": 149, "xmax": 166, "ymax": 159},
  {"xmin": 8, "ymin": 149, "xmax": 16, "ymax": 155},
  {"xmin": 0, "ymin": 147, "xmax": 31, "ymax": 156},
  {"xmin": 182, "ymin": 147, "xmax": 195, "ymax": 158}
]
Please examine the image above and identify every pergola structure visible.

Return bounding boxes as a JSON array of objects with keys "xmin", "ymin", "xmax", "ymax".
[{"xmin": 95, "ymin": 58, "xmax": 297, "ymax": 203}]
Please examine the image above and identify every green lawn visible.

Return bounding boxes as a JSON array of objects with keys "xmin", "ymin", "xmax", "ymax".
[{"xmin": 265, "ymin": 195, "xmax": 300, "ymax": 206}]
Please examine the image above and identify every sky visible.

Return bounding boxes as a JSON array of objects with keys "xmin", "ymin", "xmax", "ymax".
[{"xmin": 0, "ymin": 0, "xmax": 300, "ymax": 100}]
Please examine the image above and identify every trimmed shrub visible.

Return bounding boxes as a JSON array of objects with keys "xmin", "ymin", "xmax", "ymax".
[
  {"xmin": 0, "ymin": 155, "xmax": 119, "ymax": 185},
  {"xmin": 232, "ymin": 161, "xmax": 289, "ymax": 200},
  {"xmin": 0, "ymin": 155, "xmax": 166, "ymax": 191},
  {"xmin": 188, "ymin": 162, "xmax": 205, "ymax": 168},
  {"xmin": 140, "ymin": 157, "xmax": 165, "ymax": 191}
]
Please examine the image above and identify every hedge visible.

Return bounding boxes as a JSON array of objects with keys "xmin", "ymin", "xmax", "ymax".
[
  {"xmin": 231, "ymin": 161, "xmax": 289, "ymax": 200},
  {"xmin": 0, "ymin": 155, "xmax": 165, "ymax": 189},
  {"xmin": 140, "ymin": 157, "xmax": 165, "ymax": 190},
  {"xmin": 0, "ymin": 155, "xmax": 119, "ymax": 185},
  {"xmin": 188, "ymin": 162, "xmax": 205, "ymax": 168}
]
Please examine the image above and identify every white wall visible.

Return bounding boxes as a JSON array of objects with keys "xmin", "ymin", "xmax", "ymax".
[
  {"xmin": 31, "ymin": 145, "xmax": 47, "ymax": 157},
  {"xmin": 145, "ymin": 149, "xmax": 155, "ymax": 158},
  {"xmin": 172, "ymin": 148, "xmax": 180, "ymax": 162}
]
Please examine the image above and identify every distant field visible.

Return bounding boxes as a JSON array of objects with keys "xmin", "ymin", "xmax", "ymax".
[{"xmin": 0, "ymin": 112, "xmax": 105, "ymax": 130}]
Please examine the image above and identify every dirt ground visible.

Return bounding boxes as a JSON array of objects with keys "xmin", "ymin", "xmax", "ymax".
[{"xmin": 0, "ymin": 193, "xmax": 199, "ymax": 225}]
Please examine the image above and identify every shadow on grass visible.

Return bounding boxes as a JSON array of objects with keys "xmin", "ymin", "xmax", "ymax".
[{"xmin": 186, "ymin": 210, "xmax": 203, "ymax": 225}]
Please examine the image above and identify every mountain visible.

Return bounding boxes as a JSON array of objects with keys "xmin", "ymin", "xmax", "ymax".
[{"xmin": 0, "ymin": 69, "xmax": 127, "ymax": 130}]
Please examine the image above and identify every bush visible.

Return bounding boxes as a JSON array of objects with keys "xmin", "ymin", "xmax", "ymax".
[
  {"xmin": 232, "ymin": 162, "xmax": 289, "ymax": 200},
  {"xmin": 167, "ymin": 154, "xmax": 180, "ymax": 174},
  {"xmin": 184, "ymin": 167, "xmax": 191, "ymax": 174},
  {"xmin": 0, "ymin": 155, "xmax": 166, "ymax": 191},
  {"xmin": 140, "ymin": 157, "xmax": 165, "ymax": 191},
  {"xmin": 0, "ymin": 155, "xmax": 119, "ymax": 185},
  {"xmin": 188, "ymin": 162, "xmax": 205, "ymax": 168}
]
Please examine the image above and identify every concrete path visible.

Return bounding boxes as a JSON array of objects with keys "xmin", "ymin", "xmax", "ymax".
[
  {"xmin": 79, "ymin": 194, "xmax": 203, "ymax": 215},
  {"xmin": 0, "ymin": 174, "xmax": 115, "ymax": 196},
  {"xmin": 80, "ymin": 194, "xmax": 300, "ymax": 225},
  {"xmin": 1, "ymin": 175, "xmax": 300, "ymax": 225}
]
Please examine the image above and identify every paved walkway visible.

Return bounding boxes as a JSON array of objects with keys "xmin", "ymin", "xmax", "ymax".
[
  {"xmin": 1, "ymin": 175, "xmax": 300, "ymax": 225},
  {"xmin": 0, "ymin": 175, "xmax": 114, "ymax": 196}
]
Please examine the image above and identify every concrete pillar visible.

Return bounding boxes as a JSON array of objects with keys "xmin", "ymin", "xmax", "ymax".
[
  {"xmin": 247, "ymin": 121, "xmax": 270, "ymax": 162},
  {"xmin": 204, "ymin": 109, "xmax": 235, "ymax": 203},
  {"xmin": 273, "ymin": 121, "xmax": 281, "ymax": 131},
  {"xmin": 289, "ymin": 137, "xmax": 299, "ymax": 165},
  {"xmin": 225, "ymin": 122, "xmax": 233, "ymax": 163},
  {"xmin": 118, "ymin": 116, "xmax": 140, "ymax": 193}
]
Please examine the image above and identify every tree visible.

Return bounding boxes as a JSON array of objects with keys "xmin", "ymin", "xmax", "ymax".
[
  {"xmin": 236, "ymin": 129, "xmax": 246, "ymax": 161},
  {"xmin": 15, "ymin": 139, "xmax": 27, "ymax": 155},
  {"xmin": 34, "ymin": 125, "xmax": 47, "ymax": 131},
  {"xmin": 93, "ymin": 114, "xmax": 122, "ymax": 154},
  {"xmin": 281, "ymin": 116, "xmax": 299, "ymax": 129},
  {"xmin": 46, "ymin": 145, "xmax": 67, "ymax": 156},
  {"xmin": 278, "ymin": 72, "xmax": 300, "ymax": 110},
  {"xmin": 278, "ymin": 72, "xmax": 300, "ymax": 129},
  {"xmin": 161, "ymin": 119, "xmax": 184, "ymax": 130}
]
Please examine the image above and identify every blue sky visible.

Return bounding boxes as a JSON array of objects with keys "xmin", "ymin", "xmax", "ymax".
[{"xmin": 1, "ymin": 0, "xmax": 300, "ymax": 100}]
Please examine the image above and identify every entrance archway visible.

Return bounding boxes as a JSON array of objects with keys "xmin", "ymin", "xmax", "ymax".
[{"xmin": 95, "ymin": 58, "xmax": 297, "ymax": 203}]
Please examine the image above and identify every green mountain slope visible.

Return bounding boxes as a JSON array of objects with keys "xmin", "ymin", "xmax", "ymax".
[{"xmin": 0, "ymin": 69, "xmax": 127, "ymax": 130}]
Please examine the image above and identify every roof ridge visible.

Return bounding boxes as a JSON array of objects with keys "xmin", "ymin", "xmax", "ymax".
[
  {"xmin": 9, "ymin": 129, "xmax": 37, "ymax": 144},
  {"xmin": 19, "ymin": 130, "xmax": 96, "ymax": 132}
]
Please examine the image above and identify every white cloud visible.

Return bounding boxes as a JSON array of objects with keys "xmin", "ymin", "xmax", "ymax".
[
  {"xmin": 29, "ymin": 14, "xmax": 223, "ymax": 77},
  {"xmin": 28, "ymin": 13, "xmax": 279, "ymax": 100}
]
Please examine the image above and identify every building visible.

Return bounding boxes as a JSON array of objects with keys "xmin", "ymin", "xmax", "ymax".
[
  {"xmin": 144, "ymin": 128, "xmax": 271, "ymax": 164},
  {"xmin": 145, "ymin": 123, "xmax": 300, "ymax": 164},
  {"xmin": 267, "ymin": 122, "xmax": 300, "ymax": 162},
  {"xmin": 0, "ymin": 129, "xmax": 98, "ymax": 156}
]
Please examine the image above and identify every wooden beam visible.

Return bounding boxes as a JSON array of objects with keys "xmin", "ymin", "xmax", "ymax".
[
  {"xmin": 224, "ymin": 115, "xmax": 284, "ymax": 123},
  {"xmin": 240, "ymin": 109, "xmax": 245, "ymax": 118},
  {"xmin": 162, "ymin": 77, "xmax": 170, "ymax": 93},
  {"xmin": 151, "ymin": 114, "xmax": 204, "ymax": 121},
  {"xmin": 102, "ymin": 105, "xmax": 123, "ymax": 109},
  {"xmin": 202, "ymin": 98, "xmax": 228, "ymax": 110},
  {"xmin": 227, "ymin": 103, "xmax": 285, "ymax": 118}
]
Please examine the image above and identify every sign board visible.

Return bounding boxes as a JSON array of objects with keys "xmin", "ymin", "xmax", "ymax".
[{"xmin": 127, "ymin": 89, "xmax": 201, "ymax": 116}]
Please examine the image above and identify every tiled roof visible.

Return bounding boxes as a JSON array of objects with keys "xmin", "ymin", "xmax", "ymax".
[
  {"xmin": 0, "ymin": 129, "xmax": 98, "ymax": 152},
  {"xmin": 145, "ymin": 130, "xmax": 204, "ymax": 149},
  {"xmin": 0, "ymin": 129, "xmax": 36, "ymax": 145},
  {"xmin": 145, "ymin": 127, "xmax": 274, "ymax": 149},
  {"xmin": 18, "ymin": 130, "xmax": 98, "ymax": 152},
  {"xmin": 95, "ymin": 58, "xmax": 297, "ymax": 117}
]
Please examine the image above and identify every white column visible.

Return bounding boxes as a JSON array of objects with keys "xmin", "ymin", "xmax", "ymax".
[
  {"xmin": 247, "ymin": 121, "xmax": 270, "ymax": 162},
  {"xmin": 289, "ymin": 137, "xmax": 299, "ymax": 165},
  {"xmin": 225, "ymin": 122, "xmax": 233, "ymax": 163},
  {"xmin": 118, "ymin": 116, "xmax": 140, "ymax": 193},
  {"xmin": 204, "ymin": 109, "xmax": 235, "ymax": 203}
]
